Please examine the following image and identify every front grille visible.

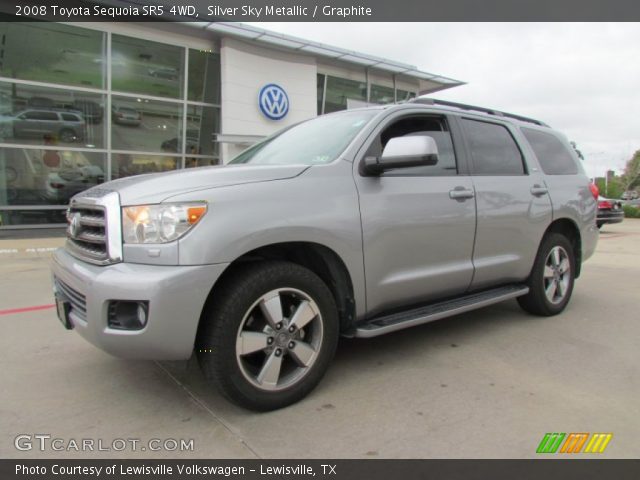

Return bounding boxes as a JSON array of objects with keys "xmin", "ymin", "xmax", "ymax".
[
  {"xmin": 54, "ymin": 277, "xmax": 87, "ymax": 321},
  {"xmin": 66, "ymin": 205, "xmax": 109, "ymax": 264}
]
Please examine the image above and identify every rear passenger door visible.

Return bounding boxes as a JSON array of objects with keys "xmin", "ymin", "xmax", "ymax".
[{"xmin": 457, "ymin": 117, "xmax": 552, "ymax": 290}]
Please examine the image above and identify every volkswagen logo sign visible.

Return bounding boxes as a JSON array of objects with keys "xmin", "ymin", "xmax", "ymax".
[
  {"xmin": 69, "ymin": 212, "xmax": 82, "ymax": 237},
  {"xmin": 258, "ymin": 83, "xmax": 289, "ymax": 120}
]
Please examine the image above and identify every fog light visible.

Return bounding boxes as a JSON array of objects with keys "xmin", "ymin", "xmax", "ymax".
[
  {"xmin": 108, "ymin": 301, "xmax": 149, "ymax": 330},
  {"xmin": 136, "ymin": 303, "xmax": 148, "ymax": 326}
]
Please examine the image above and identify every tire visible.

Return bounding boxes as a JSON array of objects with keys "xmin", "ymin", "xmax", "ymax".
[
  {"xmin": 196, "ymin": 261, "xmax": 339, "ymax": 411},
  {"xmin": 596, "ymin": 222, "xmax": 603, "ymax": 229},
  {"xmin": 517, "ymin": 233, "xmax": 575, "ymax": 316}
]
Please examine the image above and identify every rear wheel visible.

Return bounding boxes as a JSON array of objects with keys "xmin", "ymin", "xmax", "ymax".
[
  {"xmin": 596, "ymin": 222, "xmax": 604, "ymax": 229},
  {"xmin": 197, "ymin": 261, "xmax": 339, "ymax": 411},
  {"xmin": 518, "ymin": 233, "xmax": 575, "ymax": 316}
]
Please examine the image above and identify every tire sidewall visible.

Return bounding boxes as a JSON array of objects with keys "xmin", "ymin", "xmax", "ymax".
[
  {"xmin": 535, "ymin": 234, "xmax": 576, "ymax": 315},
  {"xmin": 199, "ymin": 262, "xmax": 339, "ymax": 411}
]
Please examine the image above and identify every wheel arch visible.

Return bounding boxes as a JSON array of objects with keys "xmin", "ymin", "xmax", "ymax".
[
  {"xmin": 199, "ymin": 241, "xmax": 357, "ymax": 335},
  {"xmin": 543, "ymin": 218, "xmax": 583, "ymax": 278}
]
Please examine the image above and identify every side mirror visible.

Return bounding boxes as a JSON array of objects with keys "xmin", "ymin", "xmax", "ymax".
[{"xmin": 362, "ymin": 136, "xmax": 439, "ymax": 176}]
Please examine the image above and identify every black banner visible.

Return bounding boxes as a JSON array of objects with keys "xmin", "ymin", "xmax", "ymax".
[
  {"xmin": 2, "ymin": 0, "xmax": 640, "ymax": 22},
  {"xmin": 1, "ymin": 459, "xmax": 640, "ymax": 480}
]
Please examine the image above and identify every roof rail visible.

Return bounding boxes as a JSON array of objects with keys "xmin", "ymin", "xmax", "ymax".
[{"xmin": 410, "ymin": 98, "xmax": 549, "ymax": 127}]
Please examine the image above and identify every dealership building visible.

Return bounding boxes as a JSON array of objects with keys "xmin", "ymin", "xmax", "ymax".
[{"xmin": 0, "ymin": 21, "xmax": 463, "ymax": 229}]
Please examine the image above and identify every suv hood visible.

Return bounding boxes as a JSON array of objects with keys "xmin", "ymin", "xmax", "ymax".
[{"xmin": 78, "ymin": 164, "xmax": 309, "ymax": 205}]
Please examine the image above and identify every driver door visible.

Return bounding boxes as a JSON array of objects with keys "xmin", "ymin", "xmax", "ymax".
[{"xmin": 354, "ymin": 112, "xmax": 477, "ymax": 316}]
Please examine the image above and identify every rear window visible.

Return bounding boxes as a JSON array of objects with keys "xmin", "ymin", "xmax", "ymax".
[
  {"xmin": 522, "ymin": 128, "xmax": 578, "ymax": 175},
  {"xmin": 461, "ymin": 118, "xmax": 525, "ymax": 175}
]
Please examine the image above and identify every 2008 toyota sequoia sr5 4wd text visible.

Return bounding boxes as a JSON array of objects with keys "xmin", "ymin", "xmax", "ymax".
[{"xmin": 52, "ymin": 99, "xmax": 599, "ymax": 410}]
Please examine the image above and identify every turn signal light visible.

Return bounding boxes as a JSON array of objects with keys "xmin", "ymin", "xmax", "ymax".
[{"xmin": 187, "ymin": 206, "xmax": 206, "ymax": 225}]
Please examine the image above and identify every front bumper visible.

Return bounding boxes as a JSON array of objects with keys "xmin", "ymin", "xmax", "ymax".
[{"xmin": 51, "ymin": 248, "xmax": 229, "ymax": 360}]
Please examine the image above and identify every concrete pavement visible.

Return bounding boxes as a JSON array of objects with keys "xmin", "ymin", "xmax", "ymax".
[{"xmin": 1, "ymin": 220, "xmax": 639, "ymax": 458}]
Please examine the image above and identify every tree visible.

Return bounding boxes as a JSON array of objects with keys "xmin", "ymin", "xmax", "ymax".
[
  {"xmin": 621, "ymin": 150, "xmax": 640, "ymax": 191},
  {"xmin": 595, "ymin": 177, "xmax": 624, "ymax": 199}
]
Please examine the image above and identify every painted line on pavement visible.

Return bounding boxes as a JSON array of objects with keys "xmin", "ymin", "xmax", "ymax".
[{"xmin": 0, "ymin": 304, "xmax": 55, "ymax": 316}]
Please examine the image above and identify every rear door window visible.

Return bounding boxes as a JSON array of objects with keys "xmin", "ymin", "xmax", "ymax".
[{"xmin": 462, "ymin": 118, "xmax": 525, "ymax": 175}]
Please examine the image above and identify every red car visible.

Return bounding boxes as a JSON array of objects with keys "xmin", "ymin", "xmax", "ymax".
[{"xmin": 597, "ymin": 196, "xmax": 624, "ymax": 229}]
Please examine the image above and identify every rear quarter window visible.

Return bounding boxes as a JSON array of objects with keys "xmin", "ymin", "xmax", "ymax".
[{"xmin": 522, "ymin": 128, "xmax": 578, "ymax": 175}]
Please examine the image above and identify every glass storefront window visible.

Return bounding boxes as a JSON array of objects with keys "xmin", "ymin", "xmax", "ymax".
[
  {"xmin": 370, "ymin": 84, "xmax": 395, "ymax": 104},
  {"xmin": 397, "ymin": 89, "xmax": 416, "ymax": 102},
  {"xmin": 111, "ymin": 96, "xmax": 182, "ymax": 153},
  {"xmin": 0, "ymin": 208, "xmax": 67, "ymax": 226},
  {"xmin": 188, "ymin": 49, "xmax": 220, "ymax": 104},
  {"xmin": 111, "ymin": 34, "xmax": 184, "ymax": 99},
  {"xmin": 0, "ymin": 23, "xmax": 105, "ymax": 89},
  {"xmin": 324, "ymin": 76, "xmax": 367, "ymax": 114},
  {"xmin": 0, "ymin": 147, "xmax": 105, "ymax": 208},
  {"xmin": 0, "ymin": 82, "xmax": 105, "ymax": 148},
  {"xmin": 111, "ymin": 152, "xmax": 179, "ymax": 179},
  {"xmin": 185, "ymin": 157, "xmax": 219, "ymax": 168},
  {"xmin": 183, "ymin": 105, "xmax": 220, "ymax": 157},
  {"xmin": 0, "ymin": 27, "xmax": 222, "ymax": 229},
  {"xmin": 317, "ymin": 74, "xmax": 325, "ymax": 115}
]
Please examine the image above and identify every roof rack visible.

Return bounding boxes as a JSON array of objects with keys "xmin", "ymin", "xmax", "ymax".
[{"xmin": 409, "ymin": 98, "xmax": 549, "ymax": 127}]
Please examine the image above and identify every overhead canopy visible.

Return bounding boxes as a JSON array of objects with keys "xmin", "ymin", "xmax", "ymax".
[{"xmin": 187, "ymin": 22, "xmax": 465, "ymax": 91}]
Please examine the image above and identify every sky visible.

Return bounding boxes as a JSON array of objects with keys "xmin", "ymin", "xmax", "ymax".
[{"xmin": 249, "ymin": 22, "xmax": 640, "ymax": 178}]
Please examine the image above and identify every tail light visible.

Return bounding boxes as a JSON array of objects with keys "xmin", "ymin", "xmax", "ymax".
[
  {"xmin": 598, "ymin": 200, "xmax": 612, "ymax": 209},
  {"xmin": 589, "ymin": 182, "xmax": 599, "ymax": 200}
]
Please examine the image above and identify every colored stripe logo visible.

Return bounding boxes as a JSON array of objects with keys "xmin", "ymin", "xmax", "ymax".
[{"xmin": 537, "ymin": 433, "xmax": 612, "ymax": 454}]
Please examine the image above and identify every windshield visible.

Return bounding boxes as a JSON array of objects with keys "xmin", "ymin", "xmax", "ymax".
[{"xmin": 230, "ymin": 110, "xmax": 377, "ymax": 165}]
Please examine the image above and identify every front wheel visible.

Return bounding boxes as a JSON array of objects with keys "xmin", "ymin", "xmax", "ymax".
[
  {"xmin": 197, "ymin": 261, "xmax": 339, "ymax": 411},
  {"xmin": 518, "ymin": 233, "xmax": 575, "ymax": 316}
]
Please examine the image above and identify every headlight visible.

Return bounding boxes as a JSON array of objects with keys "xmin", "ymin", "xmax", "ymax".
[{"xmin": 122, "ymin": 202, "xmax": 207, "ymax": 244}]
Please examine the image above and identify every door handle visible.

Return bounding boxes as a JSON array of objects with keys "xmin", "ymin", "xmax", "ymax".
[
  {"xmin": 530, "ymin": 185, "xmax": 548, "ymax": 196},
  {"xmin": 449, "ymin": 187, "xmax": 475, "ymax": 200}
]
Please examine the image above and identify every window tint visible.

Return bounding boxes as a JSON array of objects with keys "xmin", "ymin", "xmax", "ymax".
[
  {"xmin": 522, "ymin": 128, "xmax": 578, "ymax": 175},
  {"xmin": 61, "ymin": 113, "xmax": 80, "ymax": 121},
  {"xmin": 462, "ymin": 119, "xmax": 525, "ymax": 175},
  {"xmin": 367, "ymin": 115, "xmax": 458, "ymax": 176},
  {"xmin": 25, "ymin": 111, "xmax": 58, "ymax": 121}
]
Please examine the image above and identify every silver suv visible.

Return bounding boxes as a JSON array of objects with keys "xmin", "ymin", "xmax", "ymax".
[
  {"xmin": 51, "ymin": 99, "xmax": 599, "ymax": 411},
  {"xmin": 10, "ymin": 108, "xmax": 85, "ymax": 143}
]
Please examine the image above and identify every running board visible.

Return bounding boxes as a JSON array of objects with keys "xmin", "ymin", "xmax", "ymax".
[{"xmin": 355, "ymin": 284, "xmax": 529, "ymax": 338}]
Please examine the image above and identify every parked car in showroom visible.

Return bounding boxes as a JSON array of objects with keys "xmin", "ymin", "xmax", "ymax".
[
  {"xmin": 111, "ymin": 105, "xmax": 142, "ymax": 126},
  {"xmin": 8, "ymin": 108, "xmax": 85, "ymax": 143},
  {"xmin": 71, "ymin": 100, "xmax": 103, "ymax": 124},
  {"xmin": 596, "ymin": 195, "xmax": 624, "ymax": 229},
  {"xmin": 147, "ymin": 67, "xmax": 179, "ymax": 81},
  {"xmin": 52, "ymin": 99, "xmax": 598, "ymax": 411},
  {"xmin": 161, "ymin": 129, "xmax": 201, "ymax": 153}
]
